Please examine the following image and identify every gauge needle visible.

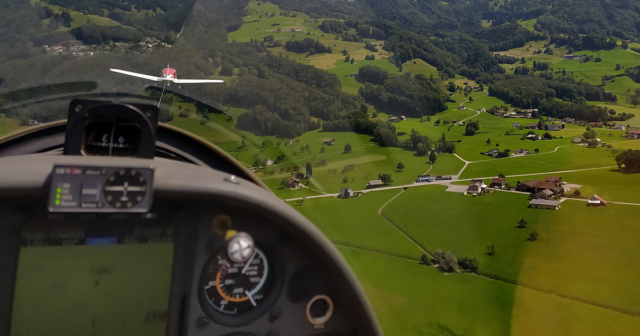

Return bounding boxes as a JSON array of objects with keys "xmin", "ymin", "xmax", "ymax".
[
  {"xmin": 241, "ymin": 251, "xmax": 257, "ymax": 274},
  {"xmin": 246, "ymin": 291, "xmax": 257, "ymax": 306}
]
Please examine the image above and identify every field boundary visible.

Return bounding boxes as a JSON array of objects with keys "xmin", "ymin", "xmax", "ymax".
[
  {"xmin": 378, "ymin": 189, "xmax": 432, "ymax": 256},
  {"xmin": 332, "ymin": 241, "xmax": 420, "ymax": 261}
]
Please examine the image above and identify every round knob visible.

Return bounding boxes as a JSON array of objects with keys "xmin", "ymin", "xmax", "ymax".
[{"xmin": 226, "ymin": 231, "xmax": 255, "ymax": 263}]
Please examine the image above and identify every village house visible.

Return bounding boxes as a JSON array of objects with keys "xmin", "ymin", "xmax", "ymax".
[
  {"xmin": 388, "ymin": 117, "xmax": 397, "ymax": 122},
  {"xmin": 545, "ymin": 176, "xmax": 563, "ymax": 187},
  {"xmin": 451, "ymin": 119, "xmax": 458, "ymax": 124},
  {"xmin": 512, "ymin": 122, "xmax": 520, "ymax": 128},
  {"xmin": 400, "ymin": 116, "xmax": 406, "ymax": 121},
  {"xmin": 457, "ymin": 106, "xmax": 467, "ymax": 110},
  {"xmin": 534, "ymin": 189, "xmax": 554, "ymax": 199},
  {"xmin": 527, "ymin": 134, "xmax": 542, "ymax": 140},
  {"xmin": 435, "ymin": 175, "xmax": 453, "ymax": 181},
  {"xmin": 473, "ymin": 85, "xmax": 480, "ymax": 89},
  {"xmin": 292, "ymin": 172, "xmax": 305, "ymax": 180},
  {"xmin": 517, "ymin": 180, "xmax": 541, "ymax": 192},
  {"xmin": 467, "ymin": 179, "xmax": 486, "ymax": 195},
  {"xmin": 513, "ymin": 149, "xmax": 530, "ymax": 156},
  {"xmin": 322, "ymin": 138, "xmax": 335, "ymax": 145},
  {"xmin": 283, "ymin": 178, "xmax": 300, "ymax": 189},
  {"xmin": 350, "ymin": 73, "xmax": 358, "ymax": 77},
  {"xmin": 339, "ymin": 187, "xmax": 354, "ymax": 199},
  {"xmin": 495, "ymin": 112, "xmax": 505, "ymax": 117},
  {"xmin": 488, "ymin": 148, "xmax": 500, "ymax": 157},
  {"xmin": 547, "ymin": 124, "xmax": 560, "ymax": 131},
  {"xmin": 27, "ymin": 120, "xmax": 39, "ymax": 126},
  {"xmin": 465, "ymin": 85, "xmax": 473, "ymax": 91},
  {"xmin": 490, "ymin": 177, "xmax": 505, "ymax": 189},
  {"xmin": 285, "ymin": 140, "xmax": 293, "ymax": 146},
  {"xmin": 367, "ymin": 180, "xmax": 383, "ymax": 189},
  {"xmin": 589, "ymin": 122, "xmax": 603, "ymax": 128},
  {"xmin": 529, "ymin": 199, "xmax": 560, "ymax": 210},
  {"xmin": 525, "ymin": 124, "xmax": 538, "ymax": 129},
  {"xmin": 587, "ymin": 194, "xmax": 608, "ymax": 207},
  {"xmin": 562, "ymin": 117, "xmax": 575, "ymax": 123},
  {"xmin": 417, "ymin": 175, "xmax": 435, "ymax": 183},
  {"xmin": 627, "ymin": 129, "xmax": 640, "ymax": 139},
  {"xmin": 614, "ymin": 124, "xmax": 626, "ymax": 130},
  {"xmin": 573, "ymin": 136, "xmax": 582, "ymax": 144},
  {"xmin": 264, "ymin": 159, "xmax": 274, "ymax": 166}
]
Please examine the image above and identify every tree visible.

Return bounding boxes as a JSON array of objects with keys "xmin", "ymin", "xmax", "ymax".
[
  {"xmin": 447, "ymin": 81, "xmax": 456, "ymax": 92},
  {"xmin": 306, "ymin": 162, "xmax": 313, "ymax": 178},
  {"xmin": 350, "ymin": 58, "xmax": 355, "ymax": 64},
  {"xmin": 345, "ymin": 55, "xmax": 351, "ymax": 62},
  {"xmin": 417, "ymin": 143, "xmax": 428, "ymax": 156},
  {"xmin": 342, "ymin": 176, "xmax": 348, "ymax": 183},
  {"xmin": 296, "ymin": 198, "xmax": 305, "ymax": 206},
  {"xmin": 469, "ymin": 96, "xmax": 474, "ymax": 102},
  {"xmin": 534, "ymin": 148, "xmax": 540, "ymax": 153},
  {"xmin": 421, "ymin": 254, "xmax": 432, "ymax": 266},
  {"xmin": 429, "ymin": 150, "xmax": 437, "ymax": 164},
  {"xmin": 344, "ymin": 143, "xmax": 352, "ymax": 153},
  {"xmin": 320, "ymin": 146, "xmax": 325, "ymax": 153},
  {"xmin": 529, "ymin": 231, "xmax": 540, "ymax": 241},
  {"xmin": 615, "ymin": 149, "xmax": 640, "ymax": 171},
  {"xmin": 487, "ymin": 245, "xmax": 496, "ymax": 256},
  {"xmin": 574, "ymin": 189, "xmax": 582, "ymax": 197},
  {"xmin": 61, "ymin": 11, "xmax": 73, "ymax": 27},
  {"xmin": 498, "ymin": 173, "xmax": 506, "ymax": 179},
  {"xmin": 372, "ymin": 111, "xmax": 378, "ymax": 118},
  {"xmin": 459, "ymin": 256, "xmax": 479, "ymax": 273},
  {"xmin": 378, "ymin": 173, "xmax": 393, "ymax": 185},
  {"xmin": 397, "ymin": 162, "xmax": 405, "ymax": 171},
  {"xmin": 486, "ymin": 138, "xmax": 491, "ymax": 145},
  {"xmin": 440, "ymin": 251, "xmax": 460, "ymax": 272},
  {"xmin": 588, "ymin": 139, "xmax": 599, "ymax": 147},
  {"xmin": 543, "ymin": 132, "xmax": 553, "ymax": 140},
  {"xmin": 629, "ymin": 88, "xmax": 640, "ymax": 108},
  {"xmin": 517, "ymin": 219, "xmax": 528, "ymax": 228}
]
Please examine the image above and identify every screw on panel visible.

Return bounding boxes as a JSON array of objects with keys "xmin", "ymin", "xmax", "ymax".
[{"xmin": 224, "ymin": 175, "xmax": 240, "ymax": 184}]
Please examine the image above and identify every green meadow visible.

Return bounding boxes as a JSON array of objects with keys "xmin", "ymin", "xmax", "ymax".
[
  {"xmin": 0, "ymin": 114, "xmax": 24, "ymax": 138},
  {"xmin": 383, "ymin": 185, "xmax": 640, "ymax": 317}
]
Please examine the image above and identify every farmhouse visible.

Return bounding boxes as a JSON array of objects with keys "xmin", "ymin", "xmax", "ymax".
[
  {"xmin": 547, "ymin": 124, "xmax": 560, "ymax": 131},
  {"xmin": 513, "ymin": 149, "xmax": 530, "ymax": 155},
  {"xmin": 589, "ymin": 122, "xmax": 603, "ymax": 128},
  {"xmin": 388, "ymin": 117, "xmax": 397, "ymax": 122},
  {"xmin": 27, "ymin": 120, "xmax": 39, "ymax": 126},
  {"xmin": 465, "ymin": 86, "xmax": 473, "ymax": 91},
  {"xmin": 350, "ymin": 73, "xmax": 358, "ymax": 77},
  {"xmin": 322, "ymin": 138, "xmax": 335, "ymax": 145},
  {"xmin": 490, "ymin": 177, "xmax": 505, "ymax": 189},
  {"xmin": 400, "ymin": 116, "xmax": 406, "ymax": 121},
  {"xmin": 367, "ymin": 180, "xmax": 383, "ymax": 188},
  {"xmin": 285, "ymin": 140, "xmax": 293, "ymax": 146},
  {"xmin": 526, "ymin": 124, "xmax": 538, "ymax": 129},
  {"xmin": 527, "ymin": 134, "xmax": 542, "ymax": 140},
  {"xmin": 562, "ymin": 117, "xmax": 575, "ymax": 123},
  {"xmin": 587, "ymin": 194, "xmax": 608, "ymax": 207},
  {"xmin": 614, "ymin": 124, "xmax": 626, "ymax": 130},
  {"xmin": 573, "ymin": 136, "xmax": 582, "ymax": 144},
  {"xmin": 457, "ymin": 106, "xmax": 467, "ymax": 110},
  {"xmin": 535, "ymin": 181, "xmax": 557, "ymax": 192},
  {"xmin": 417, "ymin": 175, "xmax": 434, "ymax": 183},
  {"xmin": 517, "ymin": 180, "xmax": 541, "ymax": 192},
  {"xmin": 467, "ymin": 180, "xmax": 486, "ymax": 195},
  {"xmin": 283, "ymin": 178, "xmax": 300, "ymax": 189},
  {"xmin": 436, "ymin": 175, "xmax": 453, "ymax": 181},
  {"xmin": 292, "ymin": 172, "xmax": 305, "ymax": 180},
  {"xmin": 627, "ymin": 130, "xmax": 640, "ymax": 139},
  {"xmin": 512, "ymin": 122, "xmax": 520, "ymax": 128},
  {"xmin": 451, "ymin": 119, "xmax": 458, "ymax": 123},
  {"xmin": 534, "ymin": 189, "xmax": 554, "ymax": 199},
  {"xmin": 529, "ymin": 199, "xmax": 560, "ymax": 210},
  {"xmin": 339, "ymin": 187, "xmax": 354, "ymax": 199},
  {"xmin": 488, "ymin": 148, "xmax": 500, "ymax": 156},
  {"xmin": 495, "ymin": 112, "xmax": 505, "ymax": 117},
  {"xmin": 545, "ymin": 176, "xmax": 563, "ymax": 187}
]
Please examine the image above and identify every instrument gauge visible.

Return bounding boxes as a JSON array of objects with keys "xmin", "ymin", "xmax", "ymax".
[{"xmin": 198, "ymin": 246, "xmax": 274, "ymax": 325}]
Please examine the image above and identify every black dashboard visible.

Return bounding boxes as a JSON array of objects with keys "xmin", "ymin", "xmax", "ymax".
[{"xmin": 0, "ymin": 100, "xmax": 382, "ymax": 336}]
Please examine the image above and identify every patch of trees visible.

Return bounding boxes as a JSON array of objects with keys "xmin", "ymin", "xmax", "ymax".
[
  {"xmin": 432, "ymin": 250, "xmax": 479, "ymax": 273},
  {"xmin": 357, "ymin": 65, "xmax": 389, "ymax": 85},
  {"xmin": 550, "ymin": 33, "xmax": 617, "ymax": 51},
  {"xmin": 489, "ymin": 75, "xmax": 617, "ymax": 109},
  {"xmin": 0, "ymin": 82, "xmax": 97, "ymax": 104},
  {"xmin": 537, "ymin": 100, "xmax": 614, "ymax": 123},
  {"xmin": 465, "ymin": 120, "xmax": 480, "ymax": 136},
  {"xmin": 474, "ymin": 22, "xmax": 546, "ymax": 52},
  {"xmin": 359, "ymin": 73, "xmax": 449, "ymax": 118},
  {"xmin": 615, "ymin": 149, "xmax": 640, "ymax": 171},
  {"xmin": 285, "ymin": 38, "xmax": 332, "ymax": 54},
  {"xmin": 71, "ymin": 24, "xmax": 145, "ymax": 44}
]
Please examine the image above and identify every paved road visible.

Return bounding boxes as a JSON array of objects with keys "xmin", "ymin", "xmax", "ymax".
[{"xmin": 283, "ymin": 165, "xmax": 619, "ymax": 202}]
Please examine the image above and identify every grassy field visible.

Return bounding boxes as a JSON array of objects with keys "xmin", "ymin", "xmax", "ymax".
[
  {"xmin": 33, "ymin": 0, "xmax": 131, "ymax": 30},
  {"xmin": 341, "ymin": 244, "xmax": 640, "ymax": 336},
  {"xmin": 0, "ymin": 114, "xmax": 24, "ymax": 138},
  {"xmin": 383, "ymin": 185, "xmax": 640, "ymax": 316},
  {"xmin": 11, "ymin": 243, "xmax": 173, "ymax": 335},
  {"xmin": 327, "ymin": 59, "xmax": 400, "ymax": 94},
  {"xmin": 519, "ymin": 19, "xmax": 537, "ymax": 31},
  {"xmin": 459, "ymin": 144, "xmax": 621, "ymax": 179},
  {"xmin": 292, "ymin": 189, "xmax": 423, "ymax": 257}
]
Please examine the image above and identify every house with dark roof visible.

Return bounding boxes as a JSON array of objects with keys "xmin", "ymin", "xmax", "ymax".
[
  {"xmin": 292, "ymin": 172, "xmax": 305, "ymax": 180},
  {"xmin": 589, "ymin": 122, "xmax": 603, "ymax": 128},
  {"xmin": 339, "ymin": 187, "xmax": 354, "ymax": 199},
  {"xmin": 614, "ymin": 124, "xmax": 625, "ymax": 130},
  {"xmin": 490, "ymin": 178, "xmax": 505, "ymax": 189},
  {"xmin": 282, "ymin": 178, "xmax": 300, "ymax": 189},
  {"xmin": 535, "ymin": 181, "xmax": 557, "ymax": 192},
  {"xmin": 512, "ymin": 122, "xmax": 520, "ymax": 128},
  {"xmin": 517, "ymin": 180, "xmax": 541, "ymax": 193},
  {"xmin": 526, "ymin": 124, "xmax": 538, "ymax": 129},
  {"xmin": 535, "ymin": 189, "xmax": 554, "ymax": 199},
  {"xmin": 322, "ymin": 138, "xmax": 335, "ymax": 145},
  {"xmin": 562, "ymin": 117, "xmax": 574, "ymax": 123},
  {"xmin": 451, "ymin": 119, "xmax": 458, "ymax": 123},
  {"xmin": 488, "ymin": 148, "xmax": 499, "ymax": 157},
  {"xmin": 627, "ymin": 129, "xmax": 640, "ymax": 139},
  {"xmin": 367, "ymin": 180, "xmax": 383, "ymax": 188},
  {"xmin": 467, "ymin": 181, "xmax": 486, "ymax": 195},
  {"xmin": 529, "ymin": 199, "xmax": 560, "ymax": 210},
  {"xmin": 513, "ymin": 149, "xmax": 530, "ymax": 156},
  {"xmin": 587, "ymin": 194, "xmax": 608, "ymax": 207},
  {"xmin": 547, "ymin": 124, "xmax": 560, "ymax": 131},
  {"xmin": 417, "ymin": 175, "xmax": 434, "ymax": 183},
  {"xmin": 545, "ymin": 176, "xmax": 563, "ymax": 187}
]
